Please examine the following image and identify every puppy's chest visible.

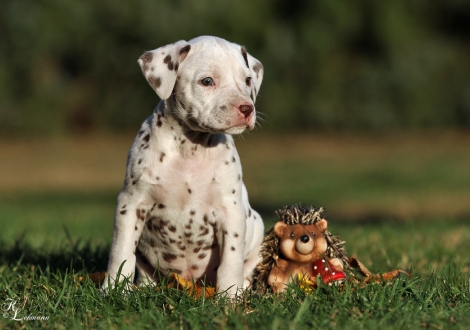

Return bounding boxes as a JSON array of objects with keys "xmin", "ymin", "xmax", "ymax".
[
  {"xmin": 135, "ymin": 142, "xmax": 241, "ymax": 278},
  {"xmin": 132, "ymin": 135, "xmax": 241, "ymax": 208}
]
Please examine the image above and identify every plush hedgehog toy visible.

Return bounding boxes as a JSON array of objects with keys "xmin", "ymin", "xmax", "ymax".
[{"xmin": 253, "ymin": 205, "xmax": 350, "ymax": 293}]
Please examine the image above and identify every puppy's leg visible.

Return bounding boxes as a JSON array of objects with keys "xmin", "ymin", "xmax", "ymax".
[
  {"xmin": 242, "ymin": 209, "xmax": 264, "ymax": 288},
  {"xmin": 102, "ymin": 192, "xmax": 148, "ymax": 292},
  {"xmin": 216, "ymin": 206, "xmax": 247, "ymax": 297}
]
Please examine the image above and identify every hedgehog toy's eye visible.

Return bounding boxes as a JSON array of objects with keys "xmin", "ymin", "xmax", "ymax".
[
  {"xmin": 245, "ymin": 77, "xmax": 252, "ymax": 87},
  {"xmin": 312, "ymin": 232, "xmax": 316, "ymax": 236},
  {"xmin": 290, "ymin": 233, "xmax": 295, "ymax": 238}
]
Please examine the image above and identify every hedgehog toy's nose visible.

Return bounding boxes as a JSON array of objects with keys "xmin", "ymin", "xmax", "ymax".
[{"xmin": 300, "ymin": 235, "xmax": 310, "ymax": 243}]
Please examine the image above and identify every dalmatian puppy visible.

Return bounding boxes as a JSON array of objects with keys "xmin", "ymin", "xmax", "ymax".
[{"xmin": 103, "ymin": 36, "xmax": 264, "ymax": 297}]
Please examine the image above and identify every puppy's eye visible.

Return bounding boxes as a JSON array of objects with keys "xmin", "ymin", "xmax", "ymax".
[
  {"xmin": 290, "ymin": 233, "xmax": 295, "ymax": 238},
  {"xmin": 245, "ymin": 77, "xmax": 252, "ymax": 87},
  {"xmin": 201, "ymin": 77, "xmax": 214, "ymax": 86},
  {"xmin": 311, "ymin": 232, "xmax": 315, "ymax": 236}
]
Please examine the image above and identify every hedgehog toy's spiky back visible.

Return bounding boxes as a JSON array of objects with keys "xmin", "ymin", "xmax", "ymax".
[{"xmin": 252, "ymin": 205, "xmax": 350, "ymax": 293}]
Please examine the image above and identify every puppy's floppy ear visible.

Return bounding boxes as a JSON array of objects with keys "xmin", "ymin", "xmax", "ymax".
[
  {"xmin": 245, "ymin": 50, "xmax": 264, "ymax": 102},
  {"xmin": 138, "ymin": 40, "xmax": 191, "ymax": 100}
]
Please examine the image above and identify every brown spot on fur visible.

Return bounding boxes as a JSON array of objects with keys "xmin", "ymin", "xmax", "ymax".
[
  {"xmin": 158, "ymin": 203, "xmax": 165, "ymax": 209},
  {"xmin": 148, "ymin": 77, "xmax": 162, "ymax": 89},
  {"xmin": 160, "ymin": 152, "xmax": 166, "ymax": 162},
  {"xmin": 136, "ymin": 209, "xmax": 146, "ymax": 220},
  {"xmin": 120, "ymin": 210, "xmax": 127, "ymax": 215},
  {"xmin": 190, "ymin": 210, "xmax": 196, "ymax": 216},
  {"xmin": 167, "ymin": 61, "xmax": 174, "ymax": 70},
  {"xmin": 138, "ymin": 158, "xmax": 142, "ymax": 164},
  {"xmin": 191, "ymin": 265, "xmax": 198, "ymax": 270},
  {"xmin": 135, "ymin": 226, "xmax": 138, "ymax": 231},
  {"xmin": 140, "ymin": 51, "xmax": 153, "ymax": 65},
  {"xmin": 162, "ymin": 253, "xmax": 177, "ymax": 262},
  {"xmin": 198, "ymin": 228, "xmax": 209, "ymax": 236},
  {"xmin": 122, "ymin": 205, "xmax": 127, "ymax": 209},
  {"xmin": 234, "ymin": 233, "xmax": 239, "ymax": 238},
  {"xmin": 193, "ymin": 247, "xmax": 201, "ymax": 253},
  {"xmin": 150, "ymin": 203, "xmax": 157, "ymax": 212},
  {"xmin": 197, "ymin": 239, "xmax": 205, "ymax": 246},
  {"xmin": 231, "ymin": 246, "xmax": 236, "ymax": 251},
  {"xmin": 149, "ymin": 238, "xmax": 157, "ymax": 247},
  {"xmin": 132, "ymin": 180, "xmax": 137, "ymax": 185},
  {"xmin": 163, "ymin": 55, "xmax": 171, "ymax": 64},
  {"xmin": 179, "ymin": 45, "xmax": 191, "ymax": 56},
  {"xmin": 143, "ymin": 134, "xmax": 150, "ymax": 143},
  {"xmin": 174, "ymin": 62, "xmax": 179, "ymax": 71},
  {"xmin": 157, "ymin": 120, "xmax": 162, "ymax": 127},
  {"xmin": 184, "ymin": 232, "xmax": 193, "ymax": 237},
  {"xmin": 178, "ymin": 244, "xmax": 186, "ymax": 251},
  {"xmin": 203, "ymin": 215, "xmax": 208, "ymax": 223},
  {"xmin": 253, "ymin": 62, "xmax": 263, "ymax": 74},
  {"xmin": 241, "ymin": 47, "xmax": 249, "ymax": 68},
  {"xmin": 198, "ymin": 253, "xmax": 207, "ymax": 259},
  {"xmin": 232, "ymin": 189, "xmax": 236, "ymax": 194},
  {"xmin": 188, "ymin": 188, "xmax": 192, "ymax": 194},
  {"xmin": 168, "ymin": 225, "xmax": 177, "ymax": 232}
]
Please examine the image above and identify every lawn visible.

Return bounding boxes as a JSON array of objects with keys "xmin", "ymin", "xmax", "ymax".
[{"xmin": 1, "ymin": 132, "xmax": 469, "ymax": 329}]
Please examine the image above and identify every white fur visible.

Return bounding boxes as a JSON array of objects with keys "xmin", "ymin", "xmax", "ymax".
[{"xmin": 103, "ymin": 36, "xmax": 264, "ymax": 297}]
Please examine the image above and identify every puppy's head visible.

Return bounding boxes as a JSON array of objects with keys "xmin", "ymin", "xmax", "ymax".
[{"xmin": 138, "ymin": 36, "xmax": 264, "ymax": 134}]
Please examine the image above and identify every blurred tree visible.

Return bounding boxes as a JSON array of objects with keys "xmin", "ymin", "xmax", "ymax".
[{"xmin": 0, "ymin": 0, "xmax": 469, "ymax": 136}]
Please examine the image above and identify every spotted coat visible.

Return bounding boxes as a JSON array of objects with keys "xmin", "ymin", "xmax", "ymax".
[{"xmin": 103, "ymin": 36, "xmax": 265, "ymax": 297}]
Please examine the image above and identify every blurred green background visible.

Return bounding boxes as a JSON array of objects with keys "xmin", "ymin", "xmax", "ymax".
[
  {"xmin": 1, "ymin": 0, "xmax": 470, "ymax": 135},
  {"xmin": 1, "ymin": 0, "xmax": 470, "ymax": 248}
]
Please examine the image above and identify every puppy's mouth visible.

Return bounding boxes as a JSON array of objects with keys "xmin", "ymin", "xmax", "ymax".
[{"xmin": 184, "ymin": 117, "xmax": 255, "ymax": 134}]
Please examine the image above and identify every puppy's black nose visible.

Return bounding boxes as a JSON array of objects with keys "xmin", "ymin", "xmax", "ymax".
[
  {"xmin": 300, "ymin": 235, "xmax": 309, "ymax": 243},
  {"xmin": 239, "ymin": 104, "xmax": 254, "ymax": 118}
]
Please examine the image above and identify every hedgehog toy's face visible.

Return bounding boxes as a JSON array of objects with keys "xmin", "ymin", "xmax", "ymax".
[{"xmin": 274, "ymin": 220, "xmax": 328, "ymax": 264}]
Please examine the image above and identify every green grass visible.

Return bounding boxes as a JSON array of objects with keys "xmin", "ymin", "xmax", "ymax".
[
  {"xmin": 1, "ymin": 193, "xmax": 469, "ymax": 329},
  {"xmin": 1, "ymin": 133, "xmax": 470, "ymax": 328}
]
